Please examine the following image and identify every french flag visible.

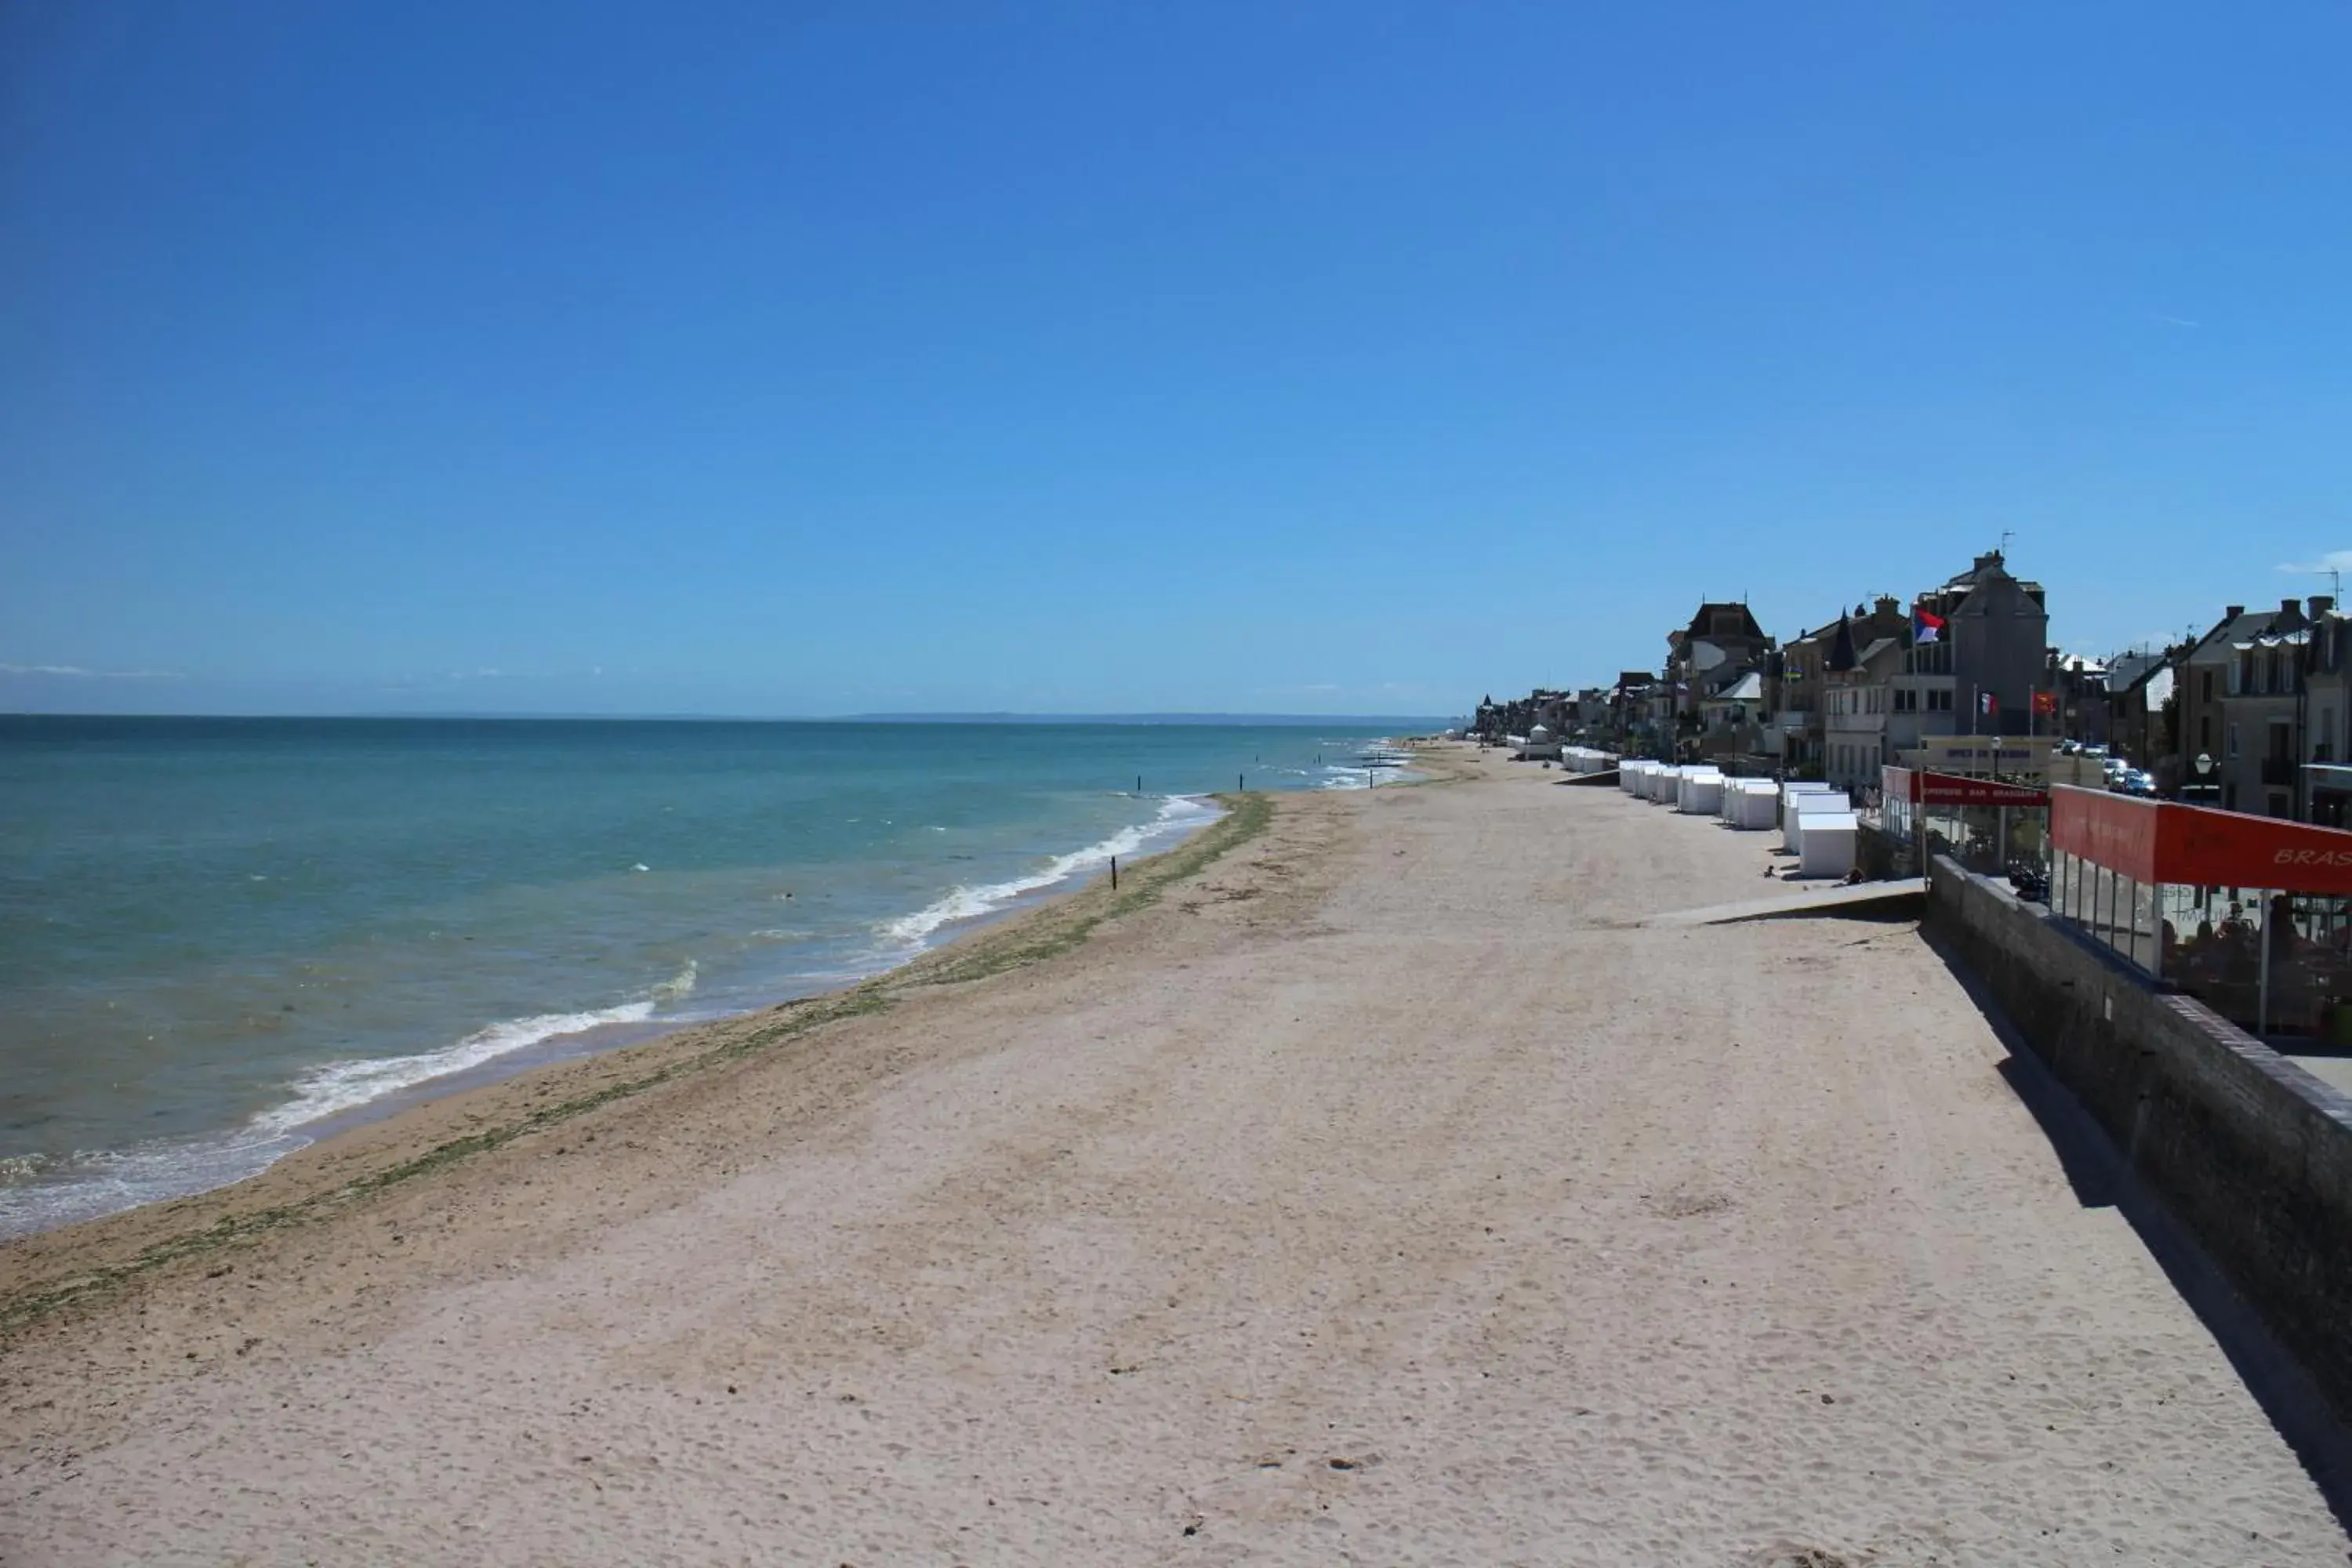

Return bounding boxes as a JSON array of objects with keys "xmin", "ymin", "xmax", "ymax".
[{"xmin": 1913, "ymin": 605, "xmax": 1946, "ymax": 644}]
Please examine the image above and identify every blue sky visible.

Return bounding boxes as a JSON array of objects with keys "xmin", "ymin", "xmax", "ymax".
[{"xmin": 5, "ymin": 2, "xmax": 2350, "ymax": 717}]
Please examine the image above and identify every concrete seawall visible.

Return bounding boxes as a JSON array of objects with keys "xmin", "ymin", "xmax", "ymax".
[{"xmin": 1926, "ymin": 856, "xmax": 2352, "ymax": 1416}]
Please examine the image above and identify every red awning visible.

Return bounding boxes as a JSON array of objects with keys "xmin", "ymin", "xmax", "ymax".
[
  {"xmin": 1881, "ymin": 766, "xmax": 2048, "ymax": 808},
  {"xmin": 2052, "ymin": 783, "xmax": 2352, "ymax": 893}
]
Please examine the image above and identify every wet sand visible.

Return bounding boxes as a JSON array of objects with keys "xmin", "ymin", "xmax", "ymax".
[{"xmin": 3, "ymin": 748, "xmax": 2346, "ymax": 1564}]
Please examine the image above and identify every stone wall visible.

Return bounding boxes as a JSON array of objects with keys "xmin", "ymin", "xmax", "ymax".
[{"xmin": 1926, "ymin": 857, "xmax": 2352, "ymax": 1415}]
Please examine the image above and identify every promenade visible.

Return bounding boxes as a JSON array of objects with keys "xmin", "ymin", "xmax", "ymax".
[{"xmin": 3, "ymin": 750, "xmax": 2345, "ymax": 1563}]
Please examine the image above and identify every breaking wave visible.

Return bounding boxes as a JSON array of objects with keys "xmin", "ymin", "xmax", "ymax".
[{"xmin": 880, "ymin": 796, "xmax": 1221, "ymax": 947}]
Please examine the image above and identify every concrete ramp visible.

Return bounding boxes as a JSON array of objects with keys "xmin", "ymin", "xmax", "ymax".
[
  {"xmin": 1643, "ymin": 877, "xmax": 1927, "ymax": 928},
  {"xmin": 1555, "ymin": 769, "xmax": 1620, "ymax": 787}
]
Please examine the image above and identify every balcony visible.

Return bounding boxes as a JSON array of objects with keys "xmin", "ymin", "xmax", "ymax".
[{"xmin": 2261, "ymin": 756, "xmax": 2299, "ymax": 786}]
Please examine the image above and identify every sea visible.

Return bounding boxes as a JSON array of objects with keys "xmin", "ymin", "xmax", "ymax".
[{"xmin": 0, "ymin": 716, "xmax": 1425, "ymax": 1238}]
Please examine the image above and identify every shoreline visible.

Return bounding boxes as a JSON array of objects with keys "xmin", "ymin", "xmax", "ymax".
[
  {"xmin": 3, "ymin": 724, "xmax": 1419, "ymax": 1247},
  {"xmin": 5, "ymin": 742, "xmax": 2347, "ymax": 1563},
  {"xmin": 0, "ymin": 783, "xmax": 1307, "ymax": 1329},
  {"xmin": 0, "ymin": 782, "xmax": 1281, "ymax": 1247}
]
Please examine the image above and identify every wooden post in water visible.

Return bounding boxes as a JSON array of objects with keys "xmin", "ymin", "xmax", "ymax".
[
  {"xmin": 1111, "ymin": 856, "xmax": 1118, "ymax": 891},
  {"xmin": 1238, "ymin": 773, "xmax": 1245, "ymax": 793}
]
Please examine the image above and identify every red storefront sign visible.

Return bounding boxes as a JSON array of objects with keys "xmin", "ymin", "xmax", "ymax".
[
  {"xmin": 2052, "ymin": 783, "xmax": 2352, "ymax": 894},
  {"xmin": 2050, "ymin": 785, "xmax": 2161, "ymax": 883},
  {"xmin": 1881, "ymin": 766, "xmax": 2049, "ymax": 808}
]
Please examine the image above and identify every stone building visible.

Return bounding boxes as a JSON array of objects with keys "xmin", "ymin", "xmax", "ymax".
[
  {"xmin": 1909, "ymin": 552, "xmax": 2049, "ymax": 736},
  {"xmin": 1665, "ymin": 603, "xmax": 1773, "ymax": 730},
  {"xmin": 2177, "ymin": 600, "xmax": 2324, "ymax": 814},
  {"xmin": 1823, "ymin": 615, "xmax": 1905, "ymax": 791},
  {"xmin": 2211, "ymin": 597, "xmax": 2332, "ymax": 818},
  {"xmin": 1776, "ymin": 597, "xmax": 1905, "ymax": 777},
  {"xmin": 2105, "ymin": 649, "xmax": 2178, "ymax": 780}
]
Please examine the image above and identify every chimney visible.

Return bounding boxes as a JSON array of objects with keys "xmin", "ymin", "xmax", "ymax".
[
  {"xmin": 2227, "ymin": 604, "xmax": 2245, "ymax": 620},
  {"xmin": 2312, "ymin": 595, "xmax": 2336, "ymax": 617},
  {"xmin": 2284, "ymin": 597, "xmax": 2303, "ymax": 617},
  {"xmin": 1875, "ymin": 595, "xmax": 1900, "ymax": 617}
]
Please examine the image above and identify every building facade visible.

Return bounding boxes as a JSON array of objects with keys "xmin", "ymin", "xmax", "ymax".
[
  {"xmin": 2211, "ymin": 598, "xmax": 2323, "ymax": 817},
  {"xmin": 1932, "ymin": 552, "xmax": 2049, "ymax": 734},
  {"xmin": 2106, "ymin": 650, "xmax": 2178, "ymax": 780},
  {"xmin": 1824, "ymin": 632, "xmax": 1904, "ymax": 792}
]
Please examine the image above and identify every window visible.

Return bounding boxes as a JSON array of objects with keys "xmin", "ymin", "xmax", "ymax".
[
  {"xmin": 2229, "ymin": 722, "xmax": 2241, "ymax": 760},
  {"xmin": 2201, "ymin": 716, "xmax": 2212, "ymax": 751},
  {"xmin": 2201, "ymin": 670, "xmax": 2215, "ymax": 703}
]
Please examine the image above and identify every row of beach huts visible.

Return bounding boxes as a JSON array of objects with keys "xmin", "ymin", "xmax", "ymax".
[{"xmin": 1606, "ymin": 757, "xmax": 1860, "ymax": 879}]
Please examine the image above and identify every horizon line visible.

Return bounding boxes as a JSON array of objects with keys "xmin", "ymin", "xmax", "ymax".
[{"xmin": 1, "ymin": 709, "xmax": 1461, "ymax": 725}]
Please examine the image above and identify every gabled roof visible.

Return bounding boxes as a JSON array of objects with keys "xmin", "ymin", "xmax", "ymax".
[
  {"xmin": 1827, "ymin": 615, "xmax": 1858, "ymax": 673},
  {"xmin": 2107, "ymin": 652, "xmax": 2169, "ymax": 692},
  {"xmin": 1682, "ymin": 602, "xmax": 1767, "ymax": 643},
  {"xmin": 1715, "ymin": 671, "xmax": 1766, "ymax": 702},
  {"xmin": 2191, "ymin": 604, "xmax": 2301, "ymax": 659},
  {"xmin": 1936, "ymin": 550, "xmax": 2046, "ymax": 597}
]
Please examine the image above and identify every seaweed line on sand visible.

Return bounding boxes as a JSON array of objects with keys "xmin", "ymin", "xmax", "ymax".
[{"xmin": 0, "ymin": 791, "xmax": 1279, "ymax": 1338}]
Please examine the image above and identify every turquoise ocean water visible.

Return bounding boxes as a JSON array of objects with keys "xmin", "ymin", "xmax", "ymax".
[{"xmin": 0, "ymin": 717, "xmax": 1423, "ymax": 1236}]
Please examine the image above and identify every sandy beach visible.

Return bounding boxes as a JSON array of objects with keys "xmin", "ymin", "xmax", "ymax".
[{"xmin": 3, "ymin": 748, "xmax": 2347, "ymax": 1564}]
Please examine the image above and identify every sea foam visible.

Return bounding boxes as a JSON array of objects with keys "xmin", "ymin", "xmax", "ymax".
[
  {"xmin": 247, "ymin": 960, "xmax": 699, "ymax": 1135},
  {"xmin": 880, "ymin": 796, "xmax": 1221, "ymax": 946}
]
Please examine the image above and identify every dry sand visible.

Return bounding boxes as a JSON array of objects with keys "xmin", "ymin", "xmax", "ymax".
[{"xmin": 3, "ymin": 748, "xmax": 2347, "ymax": 1565}]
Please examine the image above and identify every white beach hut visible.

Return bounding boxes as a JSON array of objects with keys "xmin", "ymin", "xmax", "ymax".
[
  {"xmin": 1647, "ymin": 765, "xmax": 1684, "ymax": 804},
  {"xmin": 1784, "ymin": 789, "xmax": 1853, "ymax": 855},
  {"xmin": 1726, "ymin": 779, "xmax": 1779, "ymax": 829},
  {"xmin": 1675, "ymin": 768, "xmax": 1723, "ymax": 815},
  {"xmin": 1620, "ymin": 760, "xmax": 1646, "ymax": 793},
  {"xmin": 1780, "ymin": 780, "xmax": 1842, "ymax": 813},
  {"xmin": 1797, "ymin": 811, "xmax": 1860, "ymax": 878}
]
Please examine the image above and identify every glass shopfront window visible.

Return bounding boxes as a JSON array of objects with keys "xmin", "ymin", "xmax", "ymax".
[
  {"xmin": 2049, "ymin": 852, "xmax": 2165, "ymax": 976},
  {"xmin": 2053, "ymin": 786, "xmax": 2352, "ymax": 1039}
]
